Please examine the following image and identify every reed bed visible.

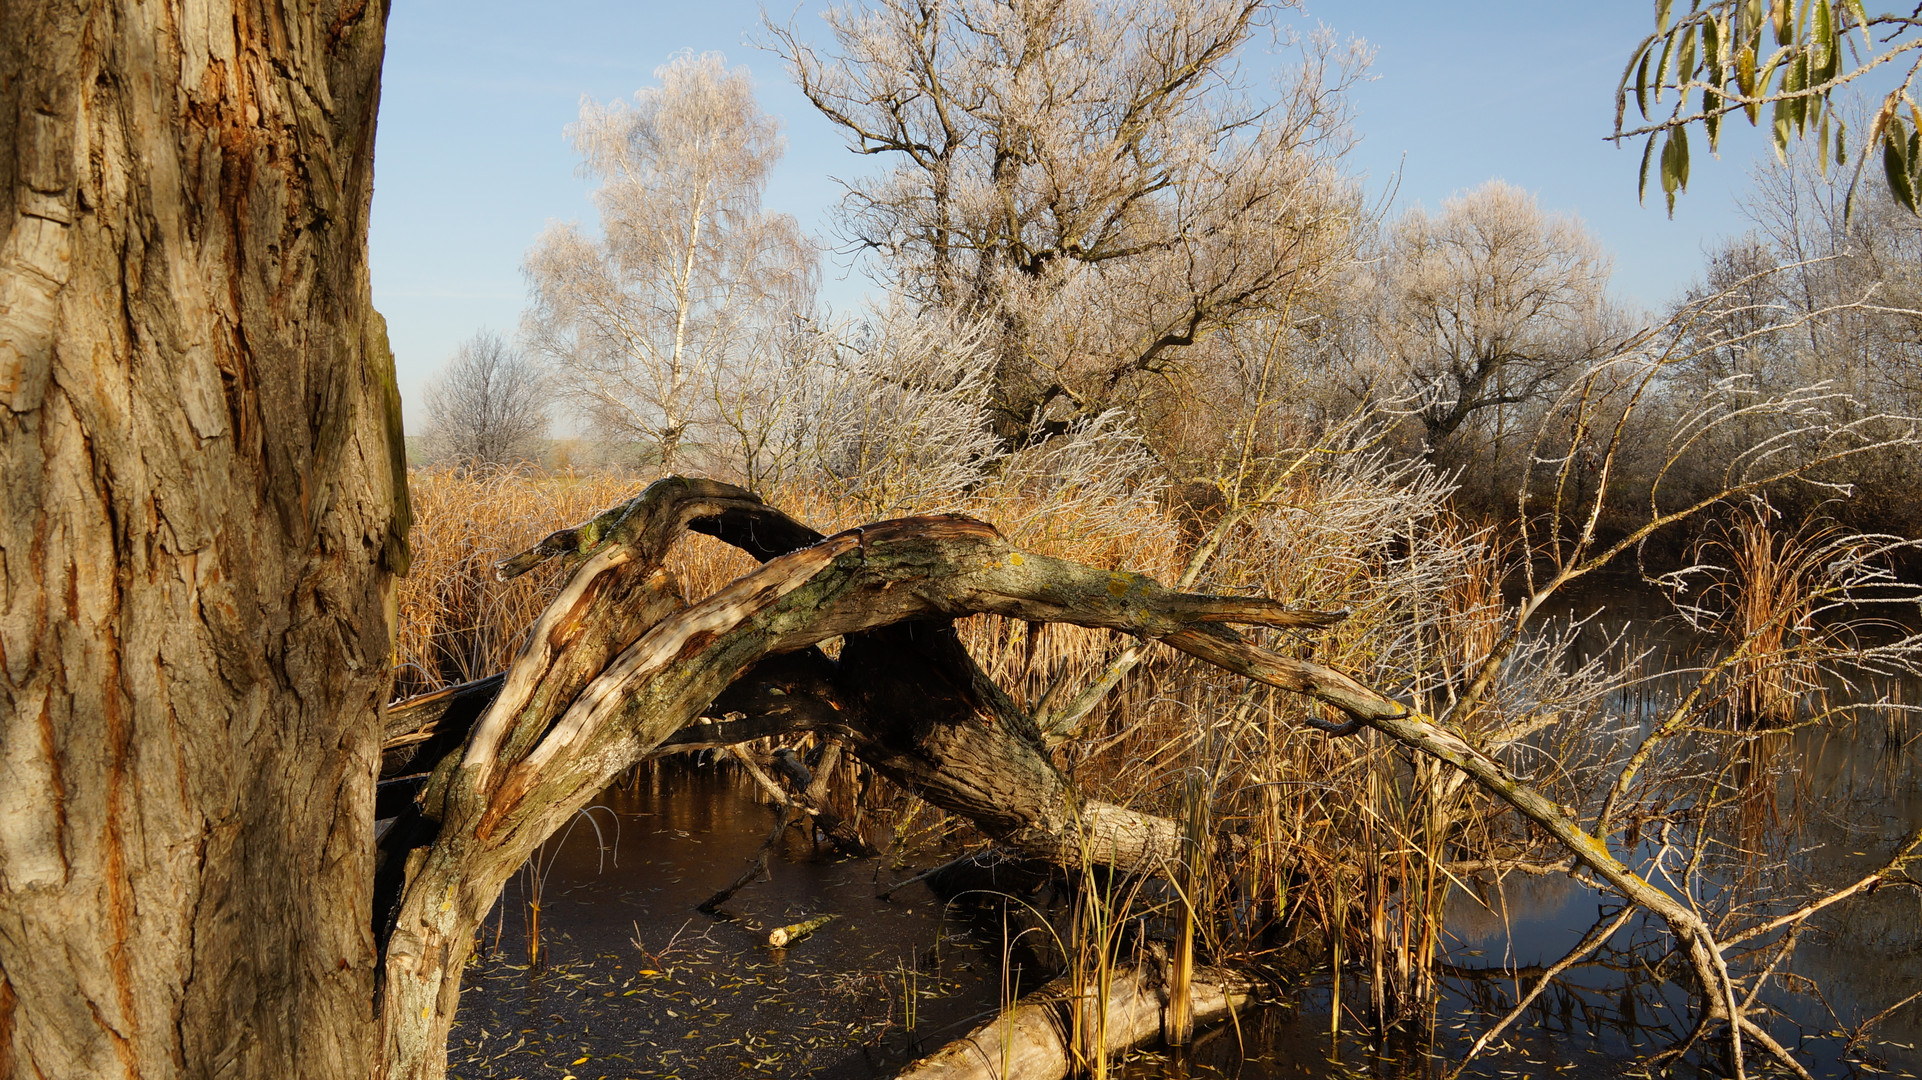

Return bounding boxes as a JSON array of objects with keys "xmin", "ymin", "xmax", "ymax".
[
  {"xmin": 395, "ymin": 462, "xmax": 1533, "ymax": 1024},
  {"xmin": 405, "ymin": 456, "xmax": 1922, "ymax": 1058}
]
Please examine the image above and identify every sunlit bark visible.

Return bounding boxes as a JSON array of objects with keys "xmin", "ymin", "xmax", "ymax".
[{"xmin": 0, "ymin": 3, "xmax": 407, "ymax": 1077}]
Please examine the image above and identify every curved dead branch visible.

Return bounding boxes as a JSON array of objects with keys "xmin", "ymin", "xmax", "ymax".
[
  {"xmin": 373, "ymin": 478, "xmax": 1350, "ymax": 1079},
  {"xmin": 369, "ymin": 475, "xmax": 1864, "ymax": 1080}
]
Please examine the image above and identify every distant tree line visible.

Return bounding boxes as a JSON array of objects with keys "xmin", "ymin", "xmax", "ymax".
[{"xmin": 414, "ymin": 0, "xmax": 1922, "ymax": 556}]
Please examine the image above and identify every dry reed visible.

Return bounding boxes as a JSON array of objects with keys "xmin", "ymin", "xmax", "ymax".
[{"xmin": 393, "ymin": 459, "xmax": 1525, "ymax": 1028}]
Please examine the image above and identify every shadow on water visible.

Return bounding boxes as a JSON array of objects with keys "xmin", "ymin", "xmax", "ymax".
[{"xmin": 449, "ymin": 693, "xmax": 1922, "ymax": 1079}]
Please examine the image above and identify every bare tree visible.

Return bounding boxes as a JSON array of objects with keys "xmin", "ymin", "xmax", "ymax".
[
  {"xmin": 523, "ymin": 52, "xmax": 816, "ymax": 469},
  {"xmin": 1344, "ymin": 181, "xmax": 1628, "ymax": 475},
  {"xmin": 420, "ymin": 331, "xmax": 550, "ymax": 469},
  {"xmin": 1733, "ymin": 135, "xmax": 1922, "ymax": 413},
  {"xmin": 768, "ymin": 0, "xmax": 1369, "ymax": 446}
]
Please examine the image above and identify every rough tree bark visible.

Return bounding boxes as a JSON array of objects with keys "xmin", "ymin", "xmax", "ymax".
[{"xmin": 0, "ymin": 2, "xmax": 408, "ymax": 1079}]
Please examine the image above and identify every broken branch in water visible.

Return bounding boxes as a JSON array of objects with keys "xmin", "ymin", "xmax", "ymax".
[
  {"xmin": 767, "ymin": 913, "xmax": 838, "ymax": 948},
  {"xmin": 893, "ymin": 960, "xmax": 1252, "ymax": 1080}
]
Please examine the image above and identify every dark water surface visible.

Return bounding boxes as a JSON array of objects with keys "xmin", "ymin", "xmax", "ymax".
[
  {"xmin": 447, "ymin": 764, "xmax": 1008, "ymax": 1080},
  {"xmin": 449, "ymin": 738, "xmax": 1922, "ymax": 1080}
]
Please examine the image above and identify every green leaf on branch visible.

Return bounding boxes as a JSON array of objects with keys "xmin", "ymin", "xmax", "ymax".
[
  {"xmin": 1884, "ymin": 119, "xmax": 1916, "ymax": 212},
  {"xmin": 1844, "ymin": 0, "xmax": 1872, "ymax": 48},
  {"xmin": 1789, "ymin": 52, "xmax": 1809, "ymax": 134},
  {"xmin": 1639, "ymin": 131, "xmax": 1658, "ymax": 204},
  {"xmin": 1812, "ymin": 0, "xmax": 1833, "ymax": 74},
  {"xmin": 1911, "ymin": 128, "xmax": 1922, "ymax": 208},
  {"xmin": 1818, "ymin": 107, "xmax": 1831, "ymax": 176},
  {"xmin": 1660, "ymin": 127, "xmax": 1690, "ymax": 216},
  {"xmin": 1677, "ymin": 25, "xmax": 1698, "ymax": 106},
  {"xmin": 1656, "ymin": 27, "xmax": 1679, "ymax": 102},
  {"xmin": 1738, "ymin": 45, "xmax": 1760, "ymax": 121},
  {"xmin": 1637, "ymin": 49, "xmax": 1654, "ymax": 118}
]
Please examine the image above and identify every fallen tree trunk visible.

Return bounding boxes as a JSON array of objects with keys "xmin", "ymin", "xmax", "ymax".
[
  {"xmin": 894, "ymin": 962, "xmax": 1253, "ymax": 1080},
  {"xmin": 370, "ymin": 476, "xmax": 1853, "ymax": 1080},
  {"xmin": 370, "ymin": 478, "xmax": 1344, "ymax": 1079}
]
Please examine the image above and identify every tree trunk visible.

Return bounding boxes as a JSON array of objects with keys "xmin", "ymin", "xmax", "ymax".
[{"xmin": 0, "ymin": 4, "xmax": 406, "ymax": 1078}]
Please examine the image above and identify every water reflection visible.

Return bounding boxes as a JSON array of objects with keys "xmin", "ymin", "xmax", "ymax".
[{"xmin": 448, "ymin": 713, "xmax": 1920, "ymax": 1079}]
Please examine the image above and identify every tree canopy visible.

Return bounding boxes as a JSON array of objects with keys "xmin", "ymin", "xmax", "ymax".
[{"xmin": 767, "ymin": 0, "xmax": 1368, "ymax": 447}]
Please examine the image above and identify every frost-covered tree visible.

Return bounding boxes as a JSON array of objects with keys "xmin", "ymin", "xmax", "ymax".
[
  {"xmin": 769, "ymin": 0, "xmax": 1368, "ymax": 445},
  {"xmin": 420, "ymin": 331, "xmax": 550, "ymax": 469},
  {"xmin": 523, "ymin": 52, "xmax": 816, "ymax": 469},
  {"xmin": 1346, "ymin": 182, "xmax": 1627, "ymax": 466}
]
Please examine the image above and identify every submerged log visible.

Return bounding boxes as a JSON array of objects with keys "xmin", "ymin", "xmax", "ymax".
[
  {"xmin": 767, "ymin": 912, "xmax": 839, "ymax": 947},
  {"xmin": 894, "ymin": 962, "xmax": 1253, "ymax": 1080}
]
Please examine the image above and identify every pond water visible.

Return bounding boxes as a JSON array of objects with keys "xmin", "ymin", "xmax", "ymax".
[
  {"xmin": 448, "ymin": 731, "xmax": 1922, "ymax": 1080},
  {"xmin": 447, "ymin": 763, "xmax": 1009, "ymax": 1080}
]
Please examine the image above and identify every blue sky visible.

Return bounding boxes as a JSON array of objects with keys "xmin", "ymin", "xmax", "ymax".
[{"xmin": 371, "ymin": 1, "xmax": 1775, "ymax": 432}]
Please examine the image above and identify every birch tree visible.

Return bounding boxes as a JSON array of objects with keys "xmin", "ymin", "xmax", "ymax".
[
  {"xmin": 523, "ymin": 52, "xmax": 816, "ymax": 469},
  {"xmin": 768, "ymin": 0, "xmax": 1369, "ymax": 446}
]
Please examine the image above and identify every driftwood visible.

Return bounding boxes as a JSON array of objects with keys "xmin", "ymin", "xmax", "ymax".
[
  {"xmin": 767, "ymin": 913, "xmax": 838, "ymax": 947},
  {"xmin": 893, "ymin": 962, "xmax": 1252, "ymax": 1080}
]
